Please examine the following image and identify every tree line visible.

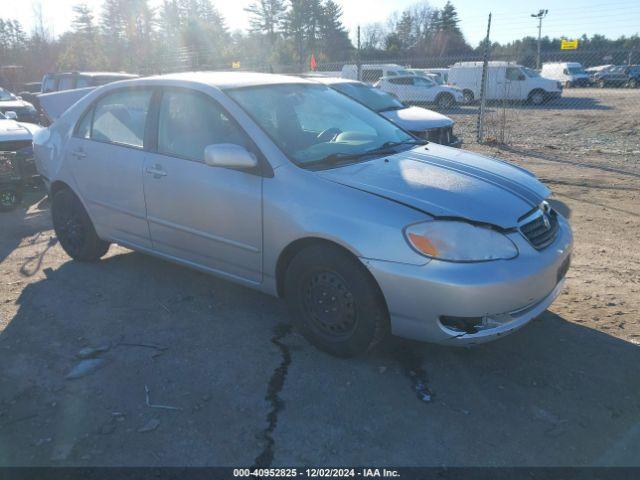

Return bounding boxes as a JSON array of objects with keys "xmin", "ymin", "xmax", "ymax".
[{"xmin": 0, "ymin": 0, "xmax": 639, "ymax": 87}]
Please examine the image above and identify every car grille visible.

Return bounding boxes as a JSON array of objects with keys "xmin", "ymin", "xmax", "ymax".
[
  {"xmin": 520, "ymin": 208, "xmax": 559, "ymax": 250},
  {"xmin": 0, "ymin": 140, "xmax": 32, "ymax": 152}
]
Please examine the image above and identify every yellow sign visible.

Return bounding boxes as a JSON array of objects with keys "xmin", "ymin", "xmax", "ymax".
[
  {"xmin": 232, "ymin": 61, "xmax": 241, "ymax": 69},
  {"xmin": 561, "ymin": 39, "xmax": 579, "ymax": 50}
]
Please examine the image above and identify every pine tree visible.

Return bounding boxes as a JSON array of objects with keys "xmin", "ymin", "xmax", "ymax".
[{"xmin": 245, "ymin": 0, "xmax": 286, "ymax": 45}]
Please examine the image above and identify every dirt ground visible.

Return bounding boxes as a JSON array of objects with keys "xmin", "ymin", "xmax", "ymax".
[{"xmin": 1, "ymin": 90, "xmax": 640, "ymax": 467}]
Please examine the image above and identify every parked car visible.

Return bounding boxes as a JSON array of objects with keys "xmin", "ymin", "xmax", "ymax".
[
  {"xmin": 0, "ymin": 111, "xmax": 41, "ymax": 211},
  {"xmin": 315, "ymin": 77, "xmax": 461, "ymax": 147},
  {"xmin": 448, "ymin": 61, "xmax": 562, "ymax": 105},
  {"xmin": 375, "ymin": 75, "xmax": 464, "ymax": 110},
  {"xmin": 34, "ymin": 72, "xmax": 572, "ymax": 357},
  {"xmin": 0, "ymin": 87, "xmax": 40, "ymax": 123},
  {"xmin": 627, "ymin": 66, "xmax": 640, "ymax": 88},
  {"xmin": 407, "ymin": 69, "xmax": 443, "ymax": 84},
  {"xmin": 592, "ymin": 65, "xmax": 640, "ymax": 88},
  {"xmin": 541, "ymin": 62, "xmax": 590, "ymax": 87},
  {"xmin": 341, "ymin": 63, "xmax": 414, "ymax": 84},
  {"xmin": 41, "ymin": 71, "xmax": 139, "ymax": 93}
]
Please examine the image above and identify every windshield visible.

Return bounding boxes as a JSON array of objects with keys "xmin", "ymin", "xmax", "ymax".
[
  {"xmin": 0, "ymin": 88, "xmax": 17, "ymax": 101},
  {"xmin": 567, "ymin": 67, "xmax": 586, "ymax": 75},
  {"xmin": 396, "ymin": 69, "xmax": 413, "ymax": 76},
  {"xmin": 522, "ymin": 67, "xmax": 540, "ymax": 78},
  {"xmin": 331, "ymin": 82, "xmax": 405, "ymax": 113},
  {"xmin": 227, "ymin": 84, "xmax": 414, "ymax": 168}
]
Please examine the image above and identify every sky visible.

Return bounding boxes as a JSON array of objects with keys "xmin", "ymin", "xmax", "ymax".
[{"xmin": 6, "ymin": 0, "xmax": 640, "ymax": 47}]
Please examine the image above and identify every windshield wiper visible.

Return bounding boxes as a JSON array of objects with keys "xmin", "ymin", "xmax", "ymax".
[
  {"xmin": 377, "ymin": 105, "xmax": 405, "ymax": 112},
  {"xmin": 317, "ymin": 139, "xmax": 427, "ymax": 166}
]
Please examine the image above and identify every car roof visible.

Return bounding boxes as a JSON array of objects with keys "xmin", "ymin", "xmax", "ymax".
[
  {"xmin": 133, "ymin": 71, "xmax": 316, "ymax": 89},
  {"xmin": 380, "ymin": 74, "xmax": 420, "ymax": 80},
  {"xmin": 311, "ymin": 76, "xmax": 360, "ymax": 86}
]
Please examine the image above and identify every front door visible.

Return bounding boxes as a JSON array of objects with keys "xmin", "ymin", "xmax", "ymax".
[
  {"xmin": 142, "ymin": 88, "xmax": 263, "ymax": 283},
  {"xmin": 504, "ymin": 67, "xmax": 525, "ymax": 100},
  {"xmin": 67, "ymin": 88, "xmax": 154, "ymax": 248}
]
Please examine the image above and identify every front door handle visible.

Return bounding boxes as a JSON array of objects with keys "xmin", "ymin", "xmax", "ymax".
[
  {"xmin": 145, "ymin": 165, "xmax": 167, "ymax": 178},
  {"xmin": 71, "ymin": 150, "xmax": 86, "ymax": 159}
]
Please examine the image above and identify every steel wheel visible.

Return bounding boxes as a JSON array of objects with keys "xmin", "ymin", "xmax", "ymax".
[
  {"xmin": 302, "ymin": 269, "xmax": 358, "ymax": 341},
  {"xmin": 51, "ymin": 188, "xmax": 110, "ymax": 261}
]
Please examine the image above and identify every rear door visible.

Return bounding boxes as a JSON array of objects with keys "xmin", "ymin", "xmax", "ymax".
[
  {"xmin": 142, "ymin": 87, "xmax": 263, "ymax": 283},
  {"xmin": 66, "ymin": 87, "xmax": 154, "ymax": 248}
]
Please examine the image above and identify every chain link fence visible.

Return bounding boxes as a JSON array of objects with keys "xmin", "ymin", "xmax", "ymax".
[{"xmin": 147, "ymin": 46, "xmax": 640, "ymax": 171}]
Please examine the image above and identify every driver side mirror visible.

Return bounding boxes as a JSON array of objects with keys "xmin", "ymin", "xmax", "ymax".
[
  {"xmin": 204, "ymin": 144, "xmax": 258, "ymax": 170},
  {"xmin": 5, "ymin": 111, "xmax": 18, "ymax": 120},
  {"xmin": 518, "ymin": 74, "xmax": 526, "ymax": 81}
]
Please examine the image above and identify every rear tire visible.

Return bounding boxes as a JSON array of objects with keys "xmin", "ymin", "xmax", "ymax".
[
  {"xmin": 52, "ymin": 188, "xmax": 110, "ymax": 261},
  {"xmin": 628, "ymin": 78, "xmax": 638, "ymax": 88},
  {"xmin": 0, "ymin": 187, "xmax": 21, "ymax": 212},
  {"xmin": 283, "ymin": 244, "xmax": 389, "ymax": 358},
  {"xmin": 598, "ymin": 79, "xmax": 606, "ymax": 88},
  {"xmin": 435, "ymin": 93, "xmax": 455, "ymax": 110}
]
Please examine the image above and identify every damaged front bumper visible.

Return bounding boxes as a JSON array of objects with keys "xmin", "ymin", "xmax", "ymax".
[{"xmin": 362, "ymin": 215, "xmax": 573, "ymax": 345}]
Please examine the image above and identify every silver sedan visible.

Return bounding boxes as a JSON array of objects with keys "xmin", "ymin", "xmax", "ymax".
[{"xmin": 34, "ymin": 72, "xmax": 572, "ymax": 357}]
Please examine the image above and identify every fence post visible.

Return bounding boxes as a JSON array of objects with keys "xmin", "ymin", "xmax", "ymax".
[
  {"xmin": 356, "ymin": 25, "xmax": 362, "ymax": 81},
  {"xmin": 477, "ymin": 13, "xmax": 492, "ymax": 143}
]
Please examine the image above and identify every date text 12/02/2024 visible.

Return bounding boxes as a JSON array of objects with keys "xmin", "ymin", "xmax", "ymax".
[{"xmin": 233, "ymin": 468, "xmax": 400, "ymax": 478}]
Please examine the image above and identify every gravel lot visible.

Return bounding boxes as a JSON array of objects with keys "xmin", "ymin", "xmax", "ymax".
[{"xmin": 1, "ymin": 89, "xmax": 639, "ymax": 467}]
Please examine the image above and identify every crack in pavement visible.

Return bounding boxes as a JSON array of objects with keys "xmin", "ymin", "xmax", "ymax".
[
  {"xmin": 393, "ymin": 342, "xmax": 434, "ymax": 403},
  {"xmin": 252, "ymin": 323, "xmax": 293, "ymax": 468}
]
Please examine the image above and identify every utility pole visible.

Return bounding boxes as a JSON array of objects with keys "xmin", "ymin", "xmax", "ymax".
[{"xmin": 531, "ymin": 9, "xmax": 548, "ymax": 70}]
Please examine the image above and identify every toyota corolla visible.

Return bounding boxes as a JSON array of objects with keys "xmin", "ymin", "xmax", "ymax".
[{"xmin": 34, "ymin": 72, "xmax": 572, "ymax": 357}]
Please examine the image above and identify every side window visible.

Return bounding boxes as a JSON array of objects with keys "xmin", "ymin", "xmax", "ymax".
[
  {"xmin": 158, "ymin": 89, "xmax": 249, "ymax": 162},
  {"xmin": 42, "ymin": 76, "xmax": 57, "ymax": 93},
  {"xmin": 91, "ymin": 89, "xmax": 152, "ymax": 148},
  {"xmin": 506, "ymin": 67, "xmax": 523, "ymax": 81},
  {"xmin": 387, "ymin": 71, "xmax": 397, "ymax": 76},
  {"xmin": 58, "ymin": 76, "xmax": 76, "ymax": 91},
  {"xmin": 362, "ymin": 69, "xmax": 383, "ymax": 83},
  {"xmin": 389, "ymin": 77, "xmax": 413, "ymax": 85},
  {"xmin": 76, "ymin": 76, "xmax": 92, "ymax": 88}
]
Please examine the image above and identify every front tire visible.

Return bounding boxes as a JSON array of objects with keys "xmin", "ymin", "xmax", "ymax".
[
  {"xmin": 528, "ymin": 90, "xmax": 546, "ymax": 105},
  {"xmin": 462, "ymin": 90, "xmax": 474, "ymax": 104},
  {"xmin": 52, "ymin": 188, "xmax": 110, "ymax": 261},
  {"xmin": 284, "ymin": 244, "xmax": 389, "ymax": 358}
]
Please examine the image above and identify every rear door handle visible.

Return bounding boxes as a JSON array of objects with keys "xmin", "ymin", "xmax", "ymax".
[
  {"xmin": 145, "ymin": 165, "xmax": 167, "ymax": 178},
  {"xmin": 71, "ymin": 150, "xmax": 86, "ymax": 159}
]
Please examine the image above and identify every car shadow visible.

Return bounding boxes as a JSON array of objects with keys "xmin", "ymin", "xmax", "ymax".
[
  {"xmin": 0, "ymin": 250, "xmax": 639, "ymax": 466},
  {"xmin": 0, "ymin": 192, "xmax": 51, "ymax": 264}
]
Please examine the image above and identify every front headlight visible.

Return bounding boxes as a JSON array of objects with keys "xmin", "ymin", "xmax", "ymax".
[{"xmin": 405, "ymin": 220, "xmax": 518, "ymax": 262}]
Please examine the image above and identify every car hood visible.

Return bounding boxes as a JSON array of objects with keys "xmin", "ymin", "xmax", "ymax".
[
  {"xmin": 381, "ymin": 106, "xmax": 453, "ymax": 131},
  {"xmin": 0, "ymin": 99, "xmax": 30, "ymax": 109},
  {"xmin": 0, "ymin": 119, "xmax": 38, "ymax": 142},
  {"xmin": 317, "ymin": 143, "xmax": 550, "ymax": 229}
]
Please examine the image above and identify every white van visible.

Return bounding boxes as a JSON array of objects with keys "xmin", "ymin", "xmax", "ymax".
[
  {"xmin": 541, "ymin": 62, "xmax": 590, "ymax": 87},
  {"xmin": 448, "ymin": 61, "xmax": 562, "ymax": 105},
  {"xmin": 341, "ymin": 64, "xmax": 414, "ymax": 84}
]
